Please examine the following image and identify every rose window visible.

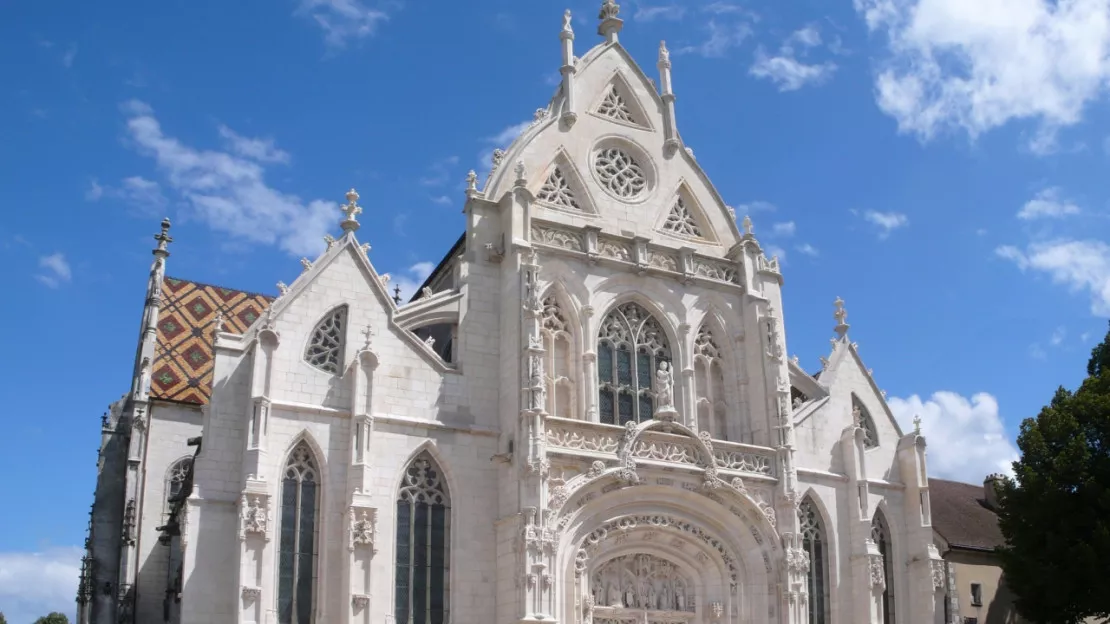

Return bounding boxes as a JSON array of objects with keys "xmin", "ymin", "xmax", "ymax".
[{"xmin": 594, "ymin": 148, "xmax": 647, "ymax": 199}]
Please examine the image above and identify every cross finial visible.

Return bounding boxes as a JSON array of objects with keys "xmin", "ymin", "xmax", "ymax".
[
  {"xmin": 153, "ymin": 217, "xmax": 173, "ymax": 257},
  {"xmin": 340, "ymin": 188, "xmax": 362, "ymax": 232},
  {"xmin": 833, "ymin": 296, "xmax": 850, "ymax": 339},
  {"xmin": 392, "ymin": 284, "xmax": 402, "ymax": 305},
  {"xmin": 913, "ymin": 414, "xmax": 922, "ymax": 435},
  {"xmin": 742, "ymin": 215, "xmax": 753, "ymax": 236},
  {"xmin": 362, "ymin": 322, "xmax": 375, "ymax": 349}
]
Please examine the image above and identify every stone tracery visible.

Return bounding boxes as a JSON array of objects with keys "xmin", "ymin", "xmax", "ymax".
[
  {"xmin": 662, "ymin": 197, "xmax": 702, "ymax": 238},
  {"xmin": 590, "ymin": 554, "xmax": 694, "ymax": 612},
  {"xmin": 538, "ymin": 167, "xmax": 582, "ymax": 211},
  {"xmin": 594, "ymin": 148, "xmax": 647, "ymax": 199}
]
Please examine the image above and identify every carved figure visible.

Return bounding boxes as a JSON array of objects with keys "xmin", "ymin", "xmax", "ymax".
[
  {"xmin": 607, "ymin": 581, "xmax": 622, "ymax": 607},
  {"xmin": 624, "ymin": 583, "xmax": 637, "ymax": 608},
  {"xmin": 655, "ymin": 361, "xmax": 674, "ymax": 409}
]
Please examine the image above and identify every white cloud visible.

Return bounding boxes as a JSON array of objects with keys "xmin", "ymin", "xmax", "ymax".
[
  {"xmin": 995, "ymin": 239, "xmax": 1110, "ymax": 316},
  {"xmin": 217, "ymin": 125, "xmax": 291, "ymax": 164},
  {"xmin": 476, "ymin": 120, "xmax": 532, "ymax": 183},
  {"xmin": 1081, "ymin": 330, "xmax": 1093, "ymax": 342},
  {"xmin": 1017, "ymin": 187, "xmax": 1081, "ymax": 220},
  {"xmin": 796, "ymin": 242, "xmax": 820, "ymax": 256},
  {"xmin": 419, "ymin": 156, "xmax": 460, "ymax": 187},
  {"xmin": 86, "ymin": 176, "xmax": 168, "ymax": 214},
  {"xmin": 1050, "ymin": 326, "xmax": 1066, "ymax": 346},
  {"xmin": 121, "ymin": 100, "xmax": 337, "ymax": 258},
  {"xmin": 635, "ymin": 5, "xmax": 687, "ymax": 21},
  {"xmin": 765, "ymin": 243, "xmax": 787, "ymax": 261},
  {"xmin": 295, "ymin": 0, "xmax": 390, "ymax": 47},
  {"xmin": 750, "ymin": 26, "xmax": 837, "ymax": 91},
  {"xmin": 36, "ymin": 252, "xmax": 72, "ymax": 288},
  {"xmin": 1028, "ymin": 342, "xmax": 1048, "ymax": 359},
  {"xmin": 62, "ymin": 43, "xmax": 77, "ymax": 68},
  {"xmin": 856, "ymin": 209, "xmax": 909, "ymax": 238},
  {"xmin": 0, "ymin": 546, "xmax": 81, "ymax": 624},
  {"xmin": 430, "ymin": 195, "xmax": 452, "ymax": 207},
  {"xmin": 771, "ymin": 221, "xmax": 796, "ymax": 236},
  {"xmin": 735, "ymin": 200, "xmax": 777, "ymax": 213},
  {"xmin": 888, "ymin": 391, "xmax": 1018, "ymax": 482},
  {"xmin": 854, "ymin": 0, "xmax": 1110, "ymax": 151},
  {"xmin": 702, "ymin": 2, "xmax": 747, "ymax": 14},
  {"xmin": 675, "ymin": 19, "xmax": 754, "ymax": 58},
  {"xmin": 392, "ymin": 261, "xmax": 435, "ymax": 303}
]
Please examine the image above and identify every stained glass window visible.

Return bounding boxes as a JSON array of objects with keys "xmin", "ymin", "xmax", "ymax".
[
  {"xmin": 304, "ymin": 305, "xmax": 347, "ymax": 374},
  {"xmin": 872, "ymin": 511, "xmax": 895, "ymax": 624},
  {"xmin": 597, "ymin": 302, "xmax": 670, "ymax": 425},
  {"xmin": 278, "ymin": 442, "xmax": 319, "ymax": 624},
  {"xmin": 396, "ymin": 453, "xmax": 450, "ymax": 624},
  {"xmin": 799, "ymin": 498, "xmax": 828, "ymax": 624}
]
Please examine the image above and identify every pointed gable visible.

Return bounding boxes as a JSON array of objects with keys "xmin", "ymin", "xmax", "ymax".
[
  {"xmin": 591, "ymin": 72, "xmax": 653, "ymax": 130},
  {"xmin": 532, "ymin": 149, "xmax": 599, "ymax": 216}
]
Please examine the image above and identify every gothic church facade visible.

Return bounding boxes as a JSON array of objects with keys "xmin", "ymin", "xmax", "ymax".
[{"xmin": 81, "ymin": 3, "xmax": 949, "ymax": 623}]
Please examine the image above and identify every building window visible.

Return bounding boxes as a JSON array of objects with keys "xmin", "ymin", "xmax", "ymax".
[
  {"xmin": 693, "ymin": 325, "xmax": 727, "ymax": 440},
  {"xmin": 304, "ymin": 305, "xmax": 347, "ymax": 373},
  {"xmin": 963, "ymin": 618, "xmax": 978, "ymax": 624},
  {"xmin": 852, "ymin": 394, "xmax": 879, "ymax": 448},
  {"xmin": 871, "ymin": 511, "xmax": 895, "ymax": 624},
  {"xmin": 798, "ymin": 497, "xmax": 828, "ymax": 624},
  {"xmin": 395, "ymin": 452, "xmax": 451, "ymax": 624},
  {"xmin": 597, "ymin": 302, "xmax": 670, "ymax": 425},
  {"xmin": 278, "ymin": 442, "xmax": 320, "ymax": 624},
  {"xmin": 541, "ymin": 295, "xmax": 575, "ymax": 419},
  {"xmin": 164, "ymin": 457, "xmax": 192, "ymax": 518},
  {"xmin": 970, "ymin": 583, "xmax": 982, "ymax": 607}
]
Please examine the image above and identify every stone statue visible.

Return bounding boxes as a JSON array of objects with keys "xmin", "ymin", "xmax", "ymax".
[
  {"xmin": 659, "ymin": 583, "xmax": 671, "ymax": 610},
  {"xmin": 648, "ymin": 584, "xmax": 658, "ymax": 610},
  {"xmin": 624, "ymin": 582, "xmax": 637, "ymax": 608},
  {"xmin": 607, "ymin": 581, "xmax": 622, "ymax": 607},
  {"xmin": 675, "ymin": 579, "xmax": 686, "ymax": 611},
  {"xmin": 655, "ymin": 361, "xmax": 674, "ymax": 409}
]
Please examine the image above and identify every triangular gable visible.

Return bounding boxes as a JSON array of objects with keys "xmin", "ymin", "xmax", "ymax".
[
  {"xmin": 532, "ymin": 148, "xmax": 599, "ymax": 216},
  {"xmin": 655, "ymin": 181, "xmax": 717, "ymax": 243},
  {"xmin": 589, "ymin": 70, "xmax": 653, "ymax": 131},
  {"xmin": 820, "ymin": 338, "xmax": 904, "ymax": 437}
]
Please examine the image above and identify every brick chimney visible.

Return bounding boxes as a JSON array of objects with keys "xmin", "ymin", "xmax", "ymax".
[{"xmin": 983, "ymin": 473, "xmax": 1006, "ymax": 510}]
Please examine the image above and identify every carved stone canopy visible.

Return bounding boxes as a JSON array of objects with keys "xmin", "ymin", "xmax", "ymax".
[{"xmin": 589, "ymin": 553, "xmax": 695, "ymax": 614}]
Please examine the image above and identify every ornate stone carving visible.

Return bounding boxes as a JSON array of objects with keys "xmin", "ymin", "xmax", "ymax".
[
  {"xmin": 653, "ymin": 361, "xmax": 675, "ymax": 414},
  {"xmin": 241, "ymin": 586, "xmax": 261, "ymax": 602},
  {"xmin": 531, "ymin": 223, "xmax": 584, "ymax": 251},
  {"xmin": 594, "ymin": 147, "xmax": 646, "ymax": 199},
  {"xmin": 597, "ymin": 85, "xmax": 637, "ymax": 125},
  {"xmin": 352, "ymin": 594, "xmax": 370, "ymax": 609},
  {"xmin": 869, "ymin": 554, "xmax": 886, "ymax": 589},
  {"xmin": 693, "ymin": 258, "xmax": 740, "ymax": 284},
  {"xmin": 662, "ymin": 196, "xmax": 702, "ymax": 238},
  {"xmin": 710, "ymin": 601, "xmax": 724, "ymax": 620},
  {"xmin": 786, "ymin": 545, "xmax": 811, "ymax": 573},
  {"xmin": 712, "ymin": 446, "xmax": 775, "ymax": 476},
  {"xmin": 598, "ymin": 237, "xmax": 633, "ymax": 261},
  {"xmin": 547, "ymin": 422, "xmax": 621, "ymax": 453},
  {"xmin": 537, "ymin": 167, "xmax": 581, "ymax": 211},
  {"xmin": 348, "ymin": 507, "xmax": 376, "ymax": 551},
  {"xmin": 646, "ymin": 249, "xmax": 678, "ymax": 272},
  {"xmin": 931, "ymin": 559, "xmax": 947, "ymax": 591},
  {"xmin": 240, "ymin": 494, "xmax": 269, "ymax": 541},
  {"xmin": 590, "ymin": 554, "xmax": 693, "ymax": 611}
]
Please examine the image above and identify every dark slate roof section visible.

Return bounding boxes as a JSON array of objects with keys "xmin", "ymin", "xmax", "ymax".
[
  {"xmin": 411, "ymin": 233, "xmax": 466, "ymax": 303},
  {"xmin": 929, "ymin": 477, "xmax": 1006, "ymax": 552}
]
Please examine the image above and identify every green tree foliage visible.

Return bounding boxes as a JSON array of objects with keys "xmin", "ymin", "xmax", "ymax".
[
  {"xmin": 997, "ymin": 321, "xmax": 1110, "ymax": 623},
  {"xmin": 0, "ymin": 611, "xmax": 7, "ymax": 624},
  {"xmin": 32, "ymin": 614, "xmax": 69, "ymax": 624}
]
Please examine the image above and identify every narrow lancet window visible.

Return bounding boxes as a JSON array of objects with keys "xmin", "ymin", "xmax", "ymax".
[
  {"xmin": 693, "ymin": 325, "xmax": 727, "ymax": 439},
  {"xmin": 852, "ymin": 394, "xmax": 879, "ymax": 448},
  {"xmin": 541, "ymin": 295, "xmax": 576, "ymax": 419},
  {"xmin": 395, "ymin": 452, "xmax": 451, "ymax": 624},
  {"xmin": 872, "ymin": 510, "xmax": 895, "ymax": 624},
  {"xmin": 799, "ymin": 497, "xmax": 828, "ymax": 624},
  {"xmin": 597, "ymin": 302, "xmax": 670, "ymax": 425},
  {"xmin": 278, "ymin": 442, "xmax": 320, "ymax": 624},
  {"xmin": 304, "ymin": 305, "xmax": 347, "ymax": 373}
]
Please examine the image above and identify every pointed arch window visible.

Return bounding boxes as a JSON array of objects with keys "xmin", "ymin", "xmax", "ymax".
[
  {"xmin": 872, "ymin": 511, "xmax": 895, "ymax": 624},
  {"xmin": 541, "ymin": 295, "xmax": 576, "ymax": 419},
  {"xmin": 304, "ymin": 305, "xmax": 347, "ymax": 374},
  {"xmin": 852, "ymin": 394, "xmax": 879, "ymax": 448},
  {"xmin": 395, "ymin": 452, "xmax": 451, "ymax": 624},
  {"xmin": 662, "ymin": 197, "xmax": 703, "ymax": 238},
  {"xmin": 536, "ymin": 168, "xmax": 581, "ymax": 211},
  {"xmin": 165, "ymin": 457, "xmax": 192, "ymax": 509},
  {"xmin": 278, "ymin": 442, "xmax": 320, "ymax": 624},
  {"xmin": 597, "ymin": 84, "xmax": 637, "ymax": 124},
  {"xmin": 693, "ymin": 325, "xmax": 727, "ymax": 440},
  {"xmin": 597, "ymin": 302, "xmax": 670, "ymax": 425},
  {"xmin": 799, "ymin": 497, "xmax": 829, "ymax": 624}
]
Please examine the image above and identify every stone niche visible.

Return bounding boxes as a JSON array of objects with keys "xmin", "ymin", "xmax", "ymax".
[{"xmin": 590, "ymin": 553, "xmax": 695, "ymax": 623}]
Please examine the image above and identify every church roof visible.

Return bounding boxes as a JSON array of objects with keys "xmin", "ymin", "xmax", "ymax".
[
  {"xmin": 151, "ymin": 277, "xmax": 273, "ymax": 405},
  {"xmin": 929, "ymin": 477, "xmax": 1006, "ymax": 552}
]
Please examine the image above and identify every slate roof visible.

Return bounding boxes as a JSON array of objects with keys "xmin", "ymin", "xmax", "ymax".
[
  {"xmin": 151, "ymin": 277, "xmax": 273, "ymax": 405},
  {"xmin": 929, "ymin": 477, "xmax": 1006, "ymax": 552}
]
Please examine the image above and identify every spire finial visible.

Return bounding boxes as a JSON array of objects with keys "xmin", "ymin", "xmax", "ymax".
[
  {"xmin": 362, "ymin": 322, "xmax": 375, "ymax": 349},
  {"xmin": 153, "ymin": 217, "xmax": 173, "ymax": 257},
  {"xmin": 562, "ymin": 9, "xmax": 573, "ymax": 35},
  {"xmin": 833, "ymin": 296, "xmax": 850, "ymax": 339},
  {"xmin": 598, "ymin": 0, "xmax": 623, "ymax": 42},
  {"xmin": 742, "ymin": 215, "xmax": 753, "ymax": 237},
  {"xmin": 658, "ymin": 40, "xmax": 670, "ymax": 66},
  {"xmin": 392, "ymin": 284, "xmax": 402, "ymax": 305},
  {"xmin": 913, "ymin": 414, "xmax": 922, "ymax": 435},
  {"xmin": 340, "ymin": 188, "xmax": 362, "ymax": 232}
]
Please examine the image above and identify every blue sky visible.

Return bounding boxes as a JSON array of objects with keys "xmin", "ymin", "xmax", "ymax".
[{"xmin": 3, "ymin": 0, "xmax": 1110, "ymax": 620}]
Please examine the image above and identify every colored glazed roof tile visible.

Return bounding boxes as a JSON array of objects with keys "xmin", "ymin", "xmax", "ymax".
[{"xmin": 152, "ymin": 277, "xmax": 273, "ymax": 405}]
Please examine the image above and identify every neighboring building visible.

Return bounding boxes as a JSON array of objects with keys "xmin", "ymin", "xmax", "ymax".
[
  {"xmin": 80, "ymin": 3, "xmax": 956, "ymax": 623},
  {"xmin": 930, "ymin": 477, "xmax": 1025, "ymax": 624}
]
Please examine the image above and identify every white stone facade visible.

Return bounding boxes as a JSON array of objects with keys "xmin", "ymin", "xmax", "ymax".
[{"xmin": 84, "ymin": 4, "xmax": 947, "ymax": 624}]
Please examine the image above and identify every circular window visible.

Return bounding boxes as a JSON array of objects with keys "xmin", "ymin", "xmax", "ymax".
[{"xmin": 593, "ymin": 146, "xmax": 648, "ymax": 199}]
